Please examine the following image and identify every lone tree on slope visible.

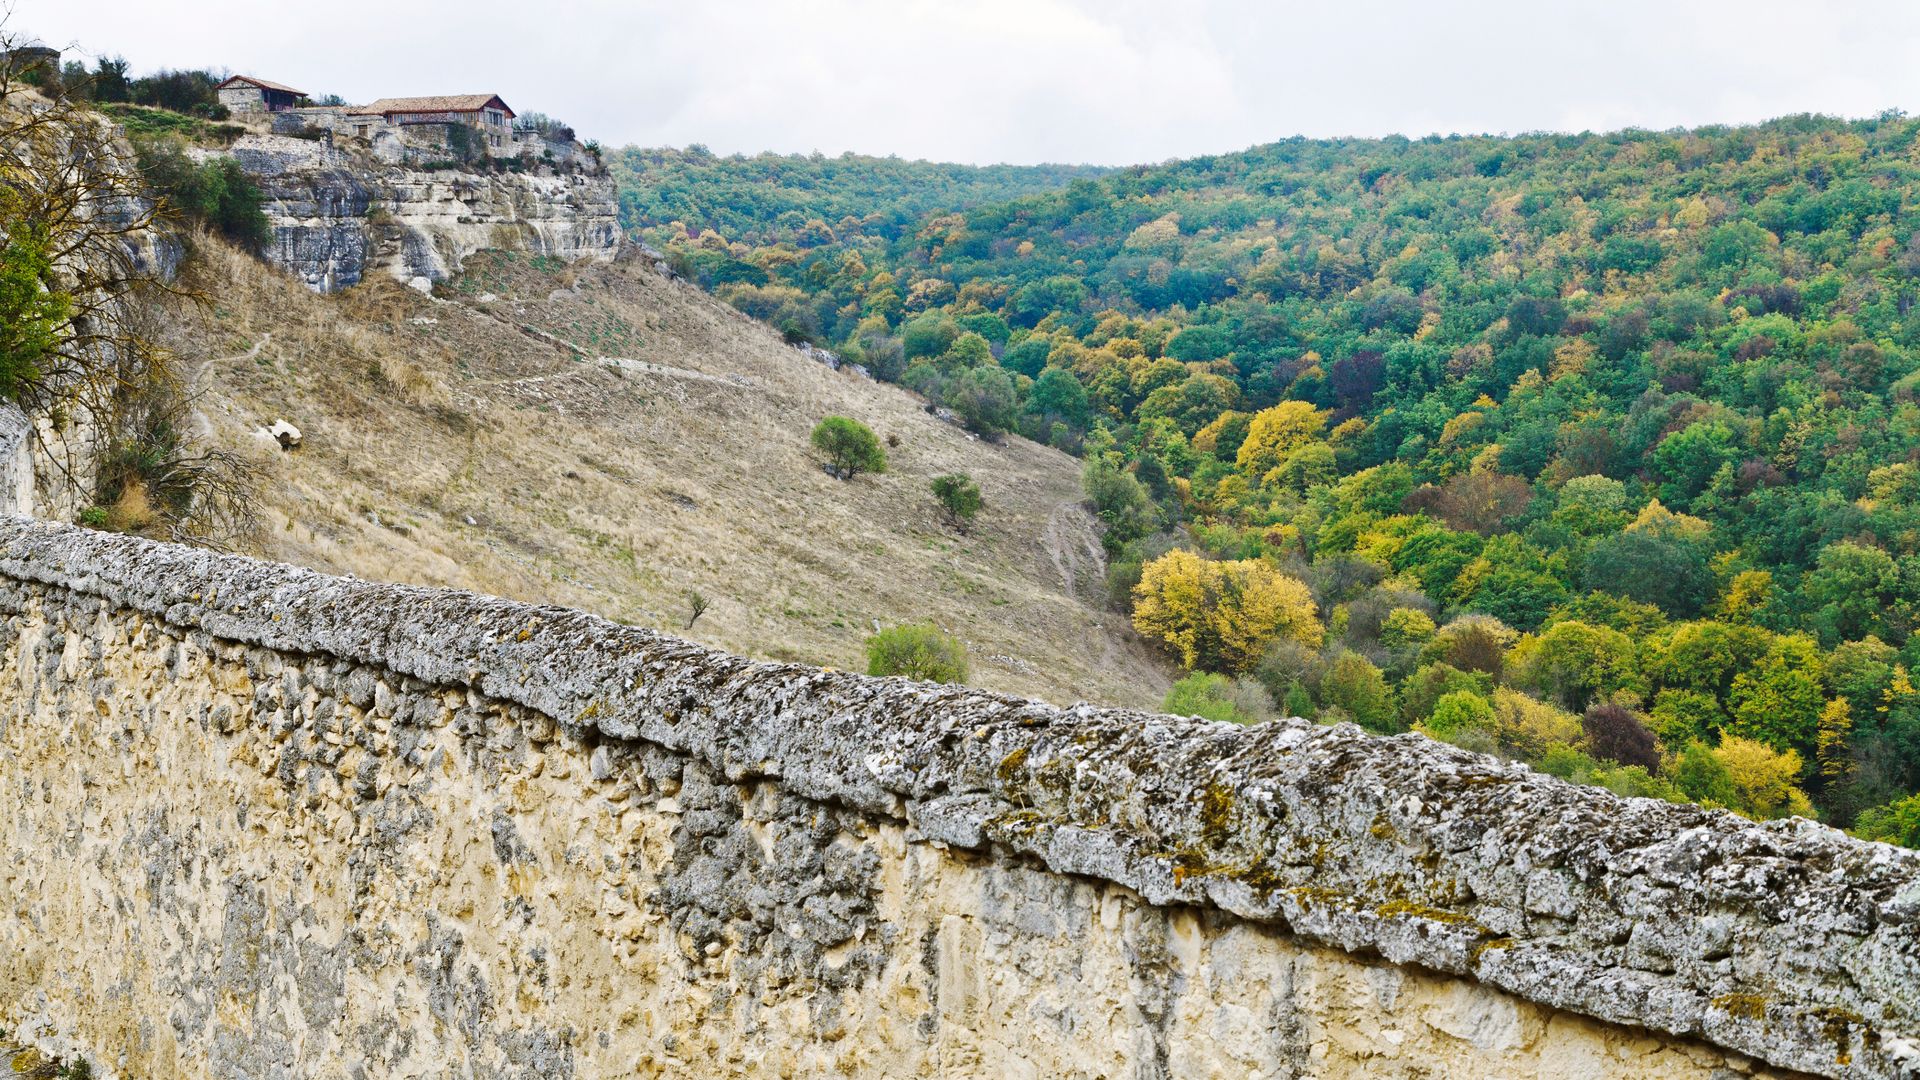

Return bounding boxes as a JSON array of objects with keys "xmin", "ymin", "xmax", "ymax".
[{"xmin": 811, "ymin": 416, "xmax": 887, "ymax": 480}]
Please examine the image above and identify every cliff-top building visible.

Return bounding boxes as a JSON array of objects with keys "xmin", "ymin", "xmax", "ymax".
[
  {"xmin": 243, "ymin": 84, "xmax": 569, "ymax": 170},
  {"xmin": 215, "ymin": 75, "xmax": 307, "ymax": 114},
  {"xmin": 349, "ymin": 94, "xmax": 515, "ymax": 151}
]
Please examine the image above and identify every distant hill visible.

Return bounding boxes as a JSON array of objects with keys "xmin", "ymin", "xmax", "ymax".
[{"xmin": 609, "ymin": 146, "xmax": 1107, "ymax": 248}]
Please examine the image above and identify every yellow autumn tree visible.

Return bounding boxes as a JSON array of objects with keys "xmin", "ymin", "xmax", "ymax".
[
  {"xmin": 1718, "ymin": 569, "xmax": 1774, "ymax": 622},
  {"xmin": 1192, "ymin": 410, "xmax": 1251, "ymax": 457},
  {"xmin": 1713, "ymin": 736, "xmax": 1814, "ymax": 820},
  {"xmin": 1816, "ymin": 698, "xmax": 1853, "ymax": 781},
  {"xmin": 1487, "ymin": 688, "xmax": 1583, "ymax": 759},
  {"xmin": 1235, "ymin": 401, "xmax": 1328, "ymax": 480},
  {"xmin": 1884, "ymin": 664, "xmax": 1918, "ymax": 718},
  {"xmin": 1132, "ymin": 550, "xmax": 1322, "ymax": 673},
  {"xmin": 1627, "ymin": 498, "xmax": 1712, "ymax": 542},
  {"xmin": 1550, "ymin": 338, "xmax": 1596, "ymax": 380}
]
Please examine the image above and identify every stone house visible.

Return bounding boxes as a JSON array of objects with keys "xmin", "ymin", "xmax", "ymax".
[
  {"xmin": 347, "ymin": 94, "xmax": 515, "ymax": 153},
  {"xmin": 259, "ymin": 88, "xmax": 588, "ymax": 172},
  {"xmin": 215, "ymin": 75, "xmax": 307, "ymax": 114}
]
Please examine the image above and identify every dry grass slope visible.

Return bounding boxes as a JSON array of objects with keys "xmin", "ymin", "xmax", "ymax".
[{"xmin": 170, "ymin": 241, "xmax": 1171, "ymax": 709}]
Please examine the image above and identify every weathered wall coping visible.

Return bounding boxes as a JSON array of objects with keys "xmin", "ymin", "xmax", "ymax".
[{"xmin": 2, "ymin": 516, "xmax": 1918, "ymax": 1078}]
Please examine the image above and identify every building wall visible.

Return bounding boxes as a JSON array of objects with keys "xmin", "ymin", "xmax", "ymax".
[
  {"xmin": 217, "ymin": 86, "xmax": 264, "ymax": 114},
  {"xmin": 0, "ymin": 519, "xmax": 1914, "ymax": 1078}
]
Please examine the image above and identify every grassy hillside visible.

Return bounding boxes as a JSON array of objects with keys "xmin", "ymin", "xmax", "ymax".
[
  {"xmin": 167, "ymin": 241, "xmax": 1168, "ymax": 710},
  {"xmin": 618, "ymin": 115, "xmax": 1920, "ymax": 841}
]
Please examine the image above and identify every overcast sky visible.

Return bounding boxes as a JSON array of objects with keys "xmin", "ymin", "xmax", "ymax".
[{"xmin": 15, "ymin": 0, "xmax": 1920, "ymax": 166}]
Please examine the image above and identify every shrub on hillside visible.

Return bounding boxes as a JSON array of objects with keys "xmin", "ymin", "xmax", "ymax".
[
  {"xmin": 1855, "ymin": 792, "xmax": 1920, "ymax": 847},
  {"xmin": 865, "ymin": 623, "xmax": 969, "ymax": 684},
  {"xmin": 1582, "ymin": 702, "xmax": 1660, "ymax": 769},
  {"xmin": 930, "ymin": 473, "xmax": 983, "ymax": 530},
  {"xmin": 1083, "ymin": 460, "xmax": 1159, "ymax": 554},
  {"xmin": 133, "ymin": 138, "xmax": 270, "ymax": 252},
  {"xmin": 1320, "ymin": 650, "xmax": 1398, "ymax": 733},
  {"xmin": 1163, "ymin": 672, "xmax": 1272, "ymax": 724},
  {"xmin": 810, "ymin": 416, "xmax": 886, "ymax": 479},
  {"xmin": 941, "ymin": 364, "xmax": 1017, "ymax": 438},
  {"xmin": 1420, "ymin": 689, "xmax": 1496, "ymax": 743}
]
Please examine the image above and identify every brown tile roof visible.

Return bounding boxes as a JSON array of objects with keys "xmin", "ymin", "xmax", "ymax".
[
  {"xmin": 351, "ymin": 94, "xmax": 515, "ymax": 119},
  {"xmin": 216, "ymin": 74, "xmax": 307, "ymax": 96}
]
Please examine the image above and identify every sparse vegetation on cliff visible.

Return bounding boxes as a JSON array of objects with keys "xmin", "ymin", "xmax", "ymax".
[
  {"xmin": 131, "ymin": 139, "xmax": 270, "ymax": 252},
  {"xmin": 0, "ymin": 30, "xmax": 265, "ymax": 549},
  {"xmin": 0, "ymin": 45, "xmax": 159, "ymax": 414},
  {"xmin": 0, "ymin": 222, "xmax": 69, "ymax": 400}
]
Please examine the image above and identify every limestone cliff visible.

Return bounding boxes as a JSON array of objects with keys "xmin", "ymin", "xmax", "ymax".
[
  {"xmin": 215, "ymin": 133, "xmax": 620, "ymax": 292},
  {"xmin": 0, "ymin": 406, "xmax": 29, "ymax": 517}
]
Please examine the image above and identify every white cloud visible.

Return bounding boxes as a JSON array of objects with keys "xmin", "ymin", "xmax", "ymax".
[{"xmin": 13, "ymin": 0, "xmax": 1920, "ymax": 164}]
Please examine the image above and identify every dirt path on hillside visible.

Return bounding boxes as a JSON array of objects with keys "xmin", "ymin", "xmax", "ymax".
[
  {"xmin": 1045, "ymin": 498, "xmax": 1106, "ymax": 602},
  {"xmin": 188, "ymin": 332, "xmax": 274, "ymax": 443}
]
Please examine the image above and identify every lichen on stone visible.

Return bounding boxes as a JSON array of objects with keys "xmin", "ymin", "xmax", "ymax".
[{"xmin": 0, "ymin": 517, "xmax": 1917, "ymax": 1080}]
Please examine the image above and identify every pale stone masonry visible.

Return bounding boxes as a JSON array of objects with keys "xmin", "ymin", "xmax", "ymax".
[
  {"xmin": 0, "ymin": 516, "xmax": 1915, "ymax": 1077},
  {"xmin": 214, "ymin": 75, "xmax": 307, "ymax": 115}
]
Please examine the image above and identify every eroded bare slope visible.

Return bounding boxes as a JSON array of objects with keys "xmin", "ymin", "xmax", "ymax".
[{"xmin": 172, "ymin": 242, "xmax": 1168, "ymax": 708}]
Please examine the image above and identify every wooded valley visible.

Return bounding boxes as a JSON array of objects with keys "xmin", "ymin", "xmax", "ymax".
[{"xmin": 618, "ymin": 116, "xmax": 1920, "ymax": 844}]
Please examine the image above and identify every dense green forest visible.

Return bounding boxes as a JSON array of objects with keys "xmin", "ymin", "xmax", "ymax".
[
  {"xmin": 616, "ymin": 114, "xmax": 1920, "ymax": 845},
  {"xmin": 610, "ymin": 147, "xmax": 1107, "ymax": 252}
]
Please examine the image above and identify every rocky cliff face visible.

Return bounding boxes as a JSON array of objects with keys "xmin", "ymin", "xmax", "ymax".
[
  {"xmin": 0, "ymin": 406, "xmax": 30, "ymax": 517},
  {"xmin": 218, "ymin": 134, "xmax": 620, "ymax": 292}
]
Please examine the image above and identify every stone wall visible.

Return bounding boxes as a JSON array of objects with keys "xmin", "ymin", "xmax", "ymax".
[
  {"xmin": 216, "ymin": 86, "xmax": 266, "ymax": 115},
  {"xmin": 0, "ymin": 517, "xmax": 1916, "ymax": 1078},
  {"xmin": 211, "ymin": 134, "xmax": 620, "ymax": 293}
]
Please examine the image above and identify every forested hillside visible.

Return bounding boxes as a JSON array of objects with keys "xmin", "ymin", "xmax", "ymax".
[
  {"xmin": 619, "ymin": 113, "xmax": 1920, "ymax": 843},
  {"xmin": 610, "ymin": 147, "xmax": 1105, "ymax": 248}
]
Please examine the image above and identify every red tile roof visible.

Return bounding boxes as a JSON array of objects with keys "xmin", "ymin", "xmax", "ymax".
[
  {"xmin": 351, "ymin": 94, "xmax": 515, "ymax": 120},
  {"xmin": 216, "ymin": 74, "xmax": 307, "ymax": 97}
]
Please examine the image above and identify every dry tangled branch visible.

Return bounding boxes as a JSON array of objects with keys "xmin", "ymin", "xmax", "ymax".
[{"xmin": 0, "ymin": 22, "xmax": 257, "ymax": 548}]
